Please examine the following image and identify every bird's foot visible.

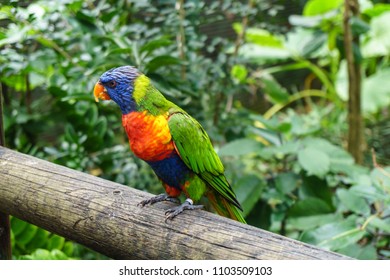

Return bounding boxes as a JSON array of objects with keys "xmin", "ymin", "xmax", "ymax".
[
  {"xmin": 138, "ymin": 193, "xmax": 180, "ymax": 207},
  {"xmin": 165, "ymin": 198, "xmax": 204, "ymax": 221}
]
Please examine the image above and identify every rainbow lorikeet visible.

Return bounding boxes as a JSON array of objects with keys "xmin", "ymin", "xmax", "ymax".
[{"xmin": 94, "ymin": 66, "xmax": 245, "ymax": 223}]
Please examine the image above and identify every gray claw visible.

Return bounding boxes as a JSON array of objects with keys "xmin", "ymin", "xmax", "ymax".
[
  {"xmin": 138, "ymin": 193, "xmax": 180, "ymax": 207},
  {"xmin": 165, "ymin": 200, "xmax": 204, "ymax": 221}
]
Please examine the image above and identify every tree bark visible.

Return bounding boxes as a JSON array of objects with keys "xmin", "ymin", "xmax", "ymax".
[
  {"xmin": 343, "ymin": 0, "xmax": 364, "ymax": 164},
  {"xmin": 0, "ymin": 147, "xmax": 350, "ymax": 260}
]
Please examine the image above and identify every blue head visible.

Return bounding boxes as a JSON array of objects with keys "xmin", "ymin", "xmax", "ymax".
[{"xmin": 94, "ymin": 66, "xmax": 140, "ymax": 114}]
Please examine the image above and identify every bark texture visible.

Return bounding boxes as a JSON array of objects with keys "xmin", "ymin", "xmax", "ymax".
[{"xmin": 344, "ymin": 0, "xmax": 364, "ymax": 164}]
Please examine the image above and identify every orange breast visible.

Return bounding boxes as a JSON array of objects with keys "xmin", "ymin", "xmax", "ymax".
[{"xmin": 122, "ymin": 111, "xmax": 175, "ymax": 161}]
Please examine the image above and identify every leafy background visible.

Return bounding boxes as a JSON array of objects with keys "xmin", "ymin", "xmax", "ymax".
[{"xmin": 1, "ymin": 0, "xmax": 390, "ymax": 259}]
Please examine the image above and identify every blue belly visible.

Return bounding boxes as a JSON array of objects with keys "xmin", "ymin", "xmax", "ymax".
[{"xmin": 147, "ymin": 152, "xmax": 191, "ymax": 190}]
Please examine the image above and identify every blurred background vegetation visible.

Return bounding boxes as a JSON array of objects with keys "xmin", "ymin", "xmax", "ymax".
[{"xmin": 1, "ymin": 0, "xmax": 390, "ymax": 260}]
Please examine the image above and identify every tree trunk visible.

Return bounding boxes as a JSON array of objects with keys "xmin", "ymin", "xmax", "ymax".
[{"xmin": 343, "ymin": 0, "xmax": 364, "ymax": 164}]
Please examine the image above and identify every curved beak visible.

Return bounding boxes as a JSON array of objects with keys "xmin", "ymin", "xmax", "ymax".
[{"xmin": 93, "ymin": 81, "xmax": 111, "ymax": 102}]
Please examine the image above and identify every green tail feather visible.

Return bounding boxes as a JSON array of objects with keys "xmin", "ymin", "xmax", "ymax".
[{"xmin": 207, "ymin": 190, "xmax": 246, "ymax": 224}]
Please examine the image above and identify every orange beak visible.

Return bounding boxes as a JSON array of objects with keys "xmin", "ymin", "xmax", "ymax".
[{"xmin": 93, "ymin": 81, "xmax": 111, "ymax": 102}]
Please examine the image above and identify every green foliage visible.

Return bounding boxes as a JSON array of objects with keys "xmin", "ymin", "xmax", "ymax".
[
  {"xmin": 10, "ymin": 217, "xmax": 106, "ymax": 259},
  {"xmin": 303, "ymin": 0, "xmax": 343, "ymax": 16},
  {"xmin": 1, "ymin": 0, "xmax": 390, "ymax": 260},
  {"xmin": 222, "ymin": 108, "xmax": 390, "ymax": 259},
  {"xmin": 227, "ymin": 0, "xmax": 390, "ymax": 259}
]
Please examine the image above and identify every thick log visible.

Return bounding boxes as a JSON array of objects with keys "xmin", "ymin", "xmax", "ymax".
[{"xmin": 0, "ymin": 147, "xmax": 350, "ymax": 259}]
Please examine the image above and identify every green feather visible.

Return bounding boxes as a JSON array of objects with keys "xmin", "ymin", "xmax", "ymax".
[
  {"xmin": 133, "ymin": 75, "xmax": 174, "ymax": 115},
  {"xmin": 168, "ymin": 112, "xmax": 242, "ymax": 211}
]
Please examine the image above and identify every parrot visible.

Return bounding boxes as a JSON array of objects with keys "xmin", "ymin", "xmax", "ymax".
[{"xmin": 93, "ymin": 66, "xmax": 245, "ymax": 223}]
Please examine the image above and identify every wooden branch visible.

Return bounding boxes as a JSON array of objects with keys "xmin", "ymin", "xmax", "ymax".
[{"xmin": 0, "ymin": 147, "xmax": 350, "ymax": 259}]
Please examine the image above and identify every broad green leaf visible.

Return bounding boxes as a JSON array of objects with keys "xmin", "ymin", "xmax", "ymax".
[
  {"xmin": 245, "ymin": 200, "xmax": 272, "ymax": 229},
  {"xmin": 62, "ymin": 241, "xmax": 75, "ymax": 257},
  {"xmin": 300, "ymin": 218, "xmax": 365, "ymax": 250},
  {"xmin": 319, "ymin": 229, "xmax": 365, "ymax": 251},
  {"xmin": 64, "ymin": 124, "xmax": 78, "ymax": 144},
  {"xmin": 259, "ymin": 141, "xmax": 299, "ymax": 160},
  {"xmin": 371, "ymin": 167, "xmax": 390, "ymax": 194},
  {"xmin": 218, "ymin": 139, "xmax": 262, "ymax": 156},
  {"xmin": 260, "ymin": 74, "xmax": 290, "ymax": 104},
  {"xmin": 300, "ymin": 219, "xmax": 354, "ymax": 244},
  {"xmin": 336, "ymin": 188, "xmax": 371, "ymax": 215},
  {"xmin": 301, "ymin": 137, "xmax": 340, "ymax": 154},
  {"xmin": 262, "ymin": 186, "xmax": 286, "ymax": 207},
  {"xmin": 298, "ymin": 147, "xmax": 330, "ymax": 177},
  {"xmin": 285, "ymin": 28, "xmax": 326, "ymax": 57},
  {"xmin": 51, "ymin": 249, "xmax": 69, "ymax": 260},
  {"xmin": 362, "ymin": 12, "xmax": 390, "ymax": 57},
  {"xmin": 106, "ymin": 47, "xmax": 132, "ymax": 56},
  {"xmin": 362, "ymin": 68, "xmax": 390, "ymax": 114},
  {"xmin": 303, "ymin": 0, "xmax": 343, "ymax": 16},
  {"xmin": 249, "ymin": 127, "xmax": 283, "ymax": 147},
  {"xmin": 47, "ymin": 235, "xmax": 65, "ymax": 251},
  {"xmin": 26, "ymin": 228, "xmax": 50, "ymax": 251},
  {"xmin": 288, "ymin": 213, "xmax": 342, "ymax": 231},
  {"xmin": 30, "ymin": 249, "xmax": 54, "ymax": 260},
  {"xmin": 299, "ymin": 176, "xmax": 333, "ymax": 206},
  {"xmin": 379, "ymin": 249, "xmax": 390, "ymax": 258},
  {"xmin": 369, "ymin": 216, "xmax": 390, "ymax": 233},
  {"xmin": 36, "ymin": 36, "xmax": 58, "ymax": 49},
  {"xmin": 29, "ymin": 72, "xmax": 46, "ymax": 89},
  {"xmin": 250, "ymin": 114, "xmax": 292, "ymax": 133},
  {"xmin": 363, "ymin": 3, "xmax": 390, "ymax": 18},
  {"xmin": 140, "ymin": 38, "xmax": 172, "ymax": 55},
  {"xmin": 75, "ymin": 10, "xmax": 97, "ymax": 26},
  {"xmin": 349, "ymin": 184, "xmax": 385, "ymax": 203},
  {"xmin": 0, "ymin": 5, "xmax": 13, "ymax": 20},
  {"xmin": 301, "ymin": 137, "xmax": 355, "ymax": 174},
  {"xmin": 145, "ymin": 55, "xmax": 182, "ymax": 72},
  {"xmin": 301, "ymin": 32, "xmax": 327, "ymax": 57},
  {"xmin": 275, "ymin": 172, "xmax": 299, "ymax": 195},
  {"xmin": 233, "ymin": 24, "xmax": 284, "ymax": 48},
  {"xmin": 288, "ymin": 112, "xmax": 322, "ymax": 136},
  {"xmin": 235, "ymin": 175, "xmax": 265, "ymax": 216},
  {"xmin": 328, "ymin": 150, "xmax": 355, "ymax": 173},
  {"xmin": 237, "ymin": 44, "xmax": 290, "ymax": 64},
  {"xmin": 86, "ymin": 105, "xmax": 98, "ymax": 125},
  {"xmin": 289, "ymin": 14, "xmax": 324, "ymax": 28},
  {"xmin": 95, "ymin": 117, "xmax": 107, "ymax": 139},
  {"xmin": 11, "ymin": 217, "xmax": 28, "ymax": 236},
  {"xmin": 337, "ymin": 243, "xmax": 377, "ymax": 260},
  {"xmin": 17, "ymin": 224, "xmax": 39, "ymax": 246},
  {"xmin": 289, "ymin": 197, "xmax": 334, "ymax": 217}
]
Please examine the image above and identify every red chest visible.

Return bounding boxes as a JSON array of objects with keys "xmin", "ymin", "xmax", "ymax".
[{"xmin": 122, "ymin": 111, "xmax": 174, "ymax": 161}]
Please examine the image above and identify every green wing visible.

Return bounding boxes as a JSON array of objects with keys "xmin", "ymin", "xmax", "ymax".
[{"xmin": 168, "ymin": 111, "xmax": 242, "ymax": 210}]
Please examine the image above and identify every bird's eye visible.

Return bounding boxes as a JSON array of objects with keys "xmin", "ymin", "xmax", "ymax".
[{"xmin": 107, "ymin": 80, "xmax": 117, "ymax": 88}]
